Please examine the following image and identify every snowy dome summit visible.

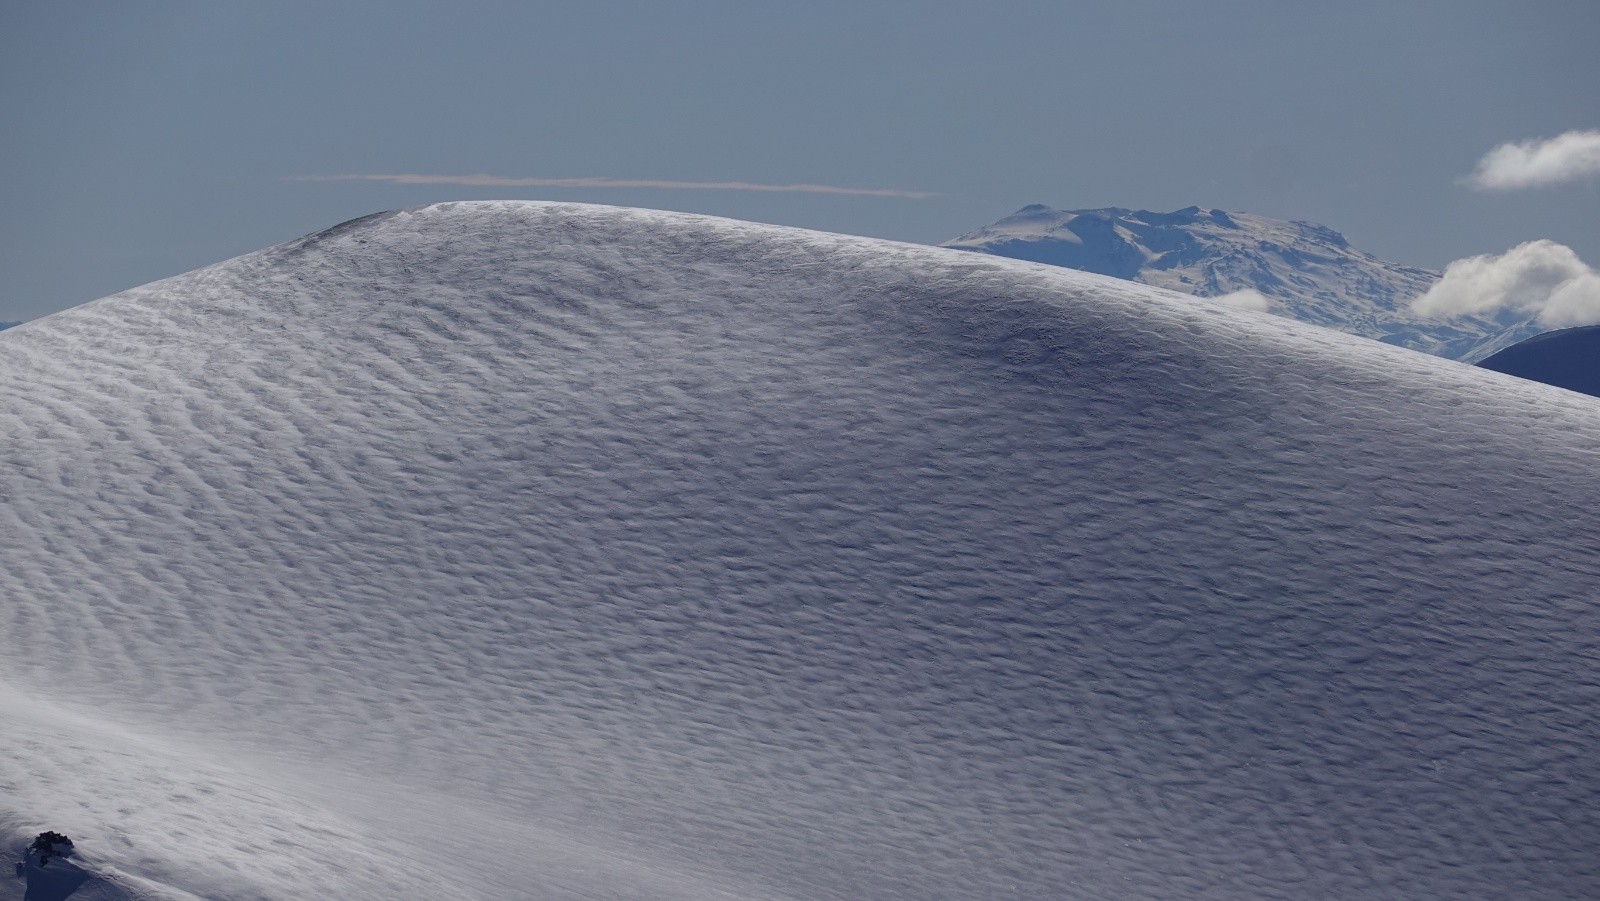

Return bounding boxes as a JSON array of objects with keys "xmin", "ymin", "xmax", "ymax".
[{"xmin": 1, "ymin": 202, "xmax": 1598, "ymax": 899}]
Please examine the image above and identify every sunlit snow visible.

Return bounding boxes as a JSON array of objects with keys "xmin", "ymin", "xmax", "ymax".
[{"xmin": 1, "ymin": 202, "xmax": 1597, "ymax": 899}]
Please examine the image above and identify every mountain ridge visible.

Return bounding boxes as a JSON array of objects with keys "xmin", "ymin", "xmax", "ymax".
[{"xmin": 944, "ymin": 204, "xmax": 1539, "ymax": 359}]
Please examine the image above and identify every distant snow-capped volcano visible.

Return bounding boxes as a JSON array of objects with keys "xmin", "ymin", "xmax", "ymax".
[{"xmin": 945, "ymin": 204, "xmax": 1538, "ymax": 360}]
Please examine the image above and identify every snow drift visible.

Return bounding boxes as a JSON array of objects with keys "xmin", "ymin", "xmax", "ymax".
[{"xmin": 1, "ymin": 202, "xmax": 1597, "ymax": 899}]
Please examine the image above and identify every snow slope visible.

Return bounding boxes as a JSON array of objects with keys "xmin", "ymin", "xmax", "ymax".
[
  {"xmin": 944, "ymin": 204, "xmax": 1538, "ymax": 360},
  {"xmin": 1, "ymin": 201, "xmax": 1598, "ymax": 899},
  {"xmin": 1477, "ymin": 324, "xmax": 1600, "ymax": 399}
]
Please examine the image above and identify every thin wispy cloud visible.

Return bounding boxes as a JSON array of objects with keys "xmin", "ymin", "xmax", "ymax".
[
  {"xmin": 1467, "ymin": 129, "xmax": 1600, "ymax": 190},
  {"xmin": 293, "ymin": 173, "xmax": 933, "ymax": 199},
  {"xmin": 1412, "ymin": 239, "xmax": 1600, "ymax": 328}
]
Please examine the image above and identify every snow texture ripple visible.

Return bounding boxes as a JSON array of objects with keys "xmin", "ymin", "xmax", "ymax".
[{"xmin": 1, "ymin": 201, "xmax": 1598, "ymax": 899}]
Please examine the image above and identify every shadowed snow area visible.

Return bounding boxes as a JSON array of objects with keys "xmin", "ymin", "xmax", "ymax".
[
  {"xmin": 1478, "ymin": 324, "xmax": 1600, "ymax": 399},
  {"xmin": 1, "ymin": 201, "xmax": 1598, "ymax": 899}
]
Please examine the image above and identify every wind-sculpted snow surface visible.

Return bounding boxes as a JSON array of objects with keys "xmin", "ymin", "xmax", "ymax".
[{"xmin": 1, "ymin": 202, "xmax": 1598, "ymax": 899}]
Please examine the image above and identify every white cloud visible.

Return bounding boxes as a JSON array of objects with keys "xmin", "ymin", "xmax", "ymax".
[
  {"xmin": 1468, "ymin": 130, "xmax": 1600, "ymax": 190},
  {"xmin": 292, "ymin": 173, "xmax": 933, "ymax": 199},
  {"xmin": 1540, "ymin": 271, "xmax": 1600, "ymax": 328},
  {"xmin": 1212, "ymin": 288, "xmax": 1271, "ymax": 312},
  {"xmin": 1411, "ymin": 240, "xmax": 1600, "ymax": 328}
]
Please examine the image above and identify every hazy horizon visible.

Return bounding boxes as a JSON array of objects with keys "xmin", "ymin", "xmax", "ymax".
[{"xmin": 3, "ymin": 0, "xmax": 1597, "ymax": 321}]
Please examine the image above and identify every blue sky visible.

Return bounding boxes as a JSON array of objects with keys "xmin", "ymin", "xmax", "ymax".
[{"xmin": 2, "ymin": 0, "xmax": 1596, "ymax": 321}]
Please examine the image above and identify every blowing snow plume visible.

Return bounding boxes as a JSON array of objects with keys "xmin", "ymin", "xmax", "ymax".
[
  {"xmin": 1, "ymin": 202, "xmax": 1599, "ymax": 899},
  {"xmin": 1211, "ymin": 288, "xmax": 1271, "ymax": 311},
  {"xmin": 1412, "ymin": 239, "xmax": 1600, "ymax": 328}
]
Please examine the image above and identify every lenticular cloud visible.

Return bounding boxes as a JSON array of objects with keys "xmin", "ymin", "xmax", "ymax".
[{"xmin": 1411, "ymin": 239, "xmax": 1600, "ymax": 327}]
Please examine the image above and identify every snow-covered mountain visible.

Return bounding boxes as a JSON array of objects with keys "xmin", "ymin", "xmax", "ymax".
[
  {"xmin": 1478, "ymin": 324, "xmax": 1600, "ymax": 398},
  {"xmin": 2, "ymin": 202, "xmax": 1598, "ymax": 899},
  {"xmin": 945, "ymin": 204, "xmax": 1538, "ymax": 360}
]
